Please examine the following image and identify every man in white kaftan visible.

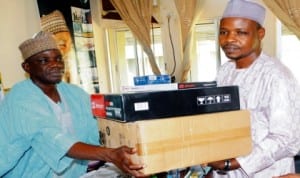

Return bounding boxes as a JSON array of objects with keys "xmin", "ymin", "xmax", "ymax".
[
  {"xmin": 207, "ymin": 0, "xmax": 300, "ymax": 177},
  {"xmin": 214, "ymin": 52, "xmax": 300, "ymax": 177}
]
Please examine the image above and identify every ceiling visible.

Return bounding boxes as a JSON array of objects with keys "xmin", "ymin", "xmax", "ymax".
[
  {"xmin": 101, "ymin": 0, "xmax": 121, "ymax": 20},
  {"xmin": 101, "ymin": 0, "xmax": 158, "ymax": 23}
]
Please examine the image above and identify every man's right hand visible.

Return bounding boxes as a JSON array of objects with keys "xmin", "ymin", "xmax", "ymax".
[{"xmin": 106, "ymin": 146, "xmax": 146, "ymax": 177}]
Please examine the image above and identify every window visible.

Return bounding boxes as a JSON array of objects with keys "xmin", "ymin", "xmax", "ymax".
[
  {"xmin": 280, "ymin": 24, "xmax": 300, "ymax": 82},
  {"xmin": 106, "ymin": 19, "xmax": 224, "ymax": 92},
  {"xmin": 190, "ymin": 19, "xmax": 226, "ymax": 82},
  {"xmin": 107, "ymin": 28, "xmax": 165, "ymax": 91}
]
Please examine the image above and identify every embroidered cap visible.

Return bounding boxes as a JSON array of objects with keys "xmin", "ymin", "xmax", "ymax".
[
  {"xmin": 40, "ymin": 10, "xmax": 69, "ymax": 34},
  {"xmin": 19, "ymin": 31, "xmax": 59, "ymax": 60},
  {"xmin": 222, "ymin": 0, "xmax": 266, "ymax": 26}
]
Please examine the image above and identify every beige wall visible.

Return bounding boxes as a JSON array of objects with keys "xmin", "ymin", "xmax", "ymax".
[
  {"xmin": 0, "ymin": 0, "xmax": 40, "ymax": 89},
  {"xmin": 0, "ymin": 0, "xmax": 278, "ymax": 89}
]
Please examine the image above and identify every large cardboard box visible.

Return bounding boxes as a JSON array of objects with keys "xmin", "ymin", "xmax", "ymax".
[
  {"xmin": 98, "ymin": 110, "xmax": 252, "ymax": 175},
  {"xmin": 104, "ymin": 86, "xmax": 240, "ymax": 122}
]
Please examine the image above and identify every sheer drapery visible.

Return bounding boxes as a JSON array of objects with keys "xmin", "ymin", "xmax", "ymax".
[
  {"xmin": 174, "ymin": 0, "xmax": 202, "ymax": 82},
  {"xmin": 159, "ymin": 0, "xmax": 203, "ymax": 82},
  {"xmin": 263, "ymin": 0, "xmax": 300, "ymax": 38},
  {"xmin": 109, "ymin": 0, "xmax": 161, "ymax": 75}
]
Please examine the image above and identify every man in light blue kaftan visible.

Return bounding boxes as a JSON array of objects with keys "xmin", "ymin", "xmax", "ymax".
[
  {"xmin": 207, "ymin": 0, "xmax": 300, "ymax": 177},
  {"xmin": 0, "ymin": 79, "xmax": 98, "ymax": 177},
  {"xmin": 0, "ymin": 31, "xmax": 144, "ymax": 178}
]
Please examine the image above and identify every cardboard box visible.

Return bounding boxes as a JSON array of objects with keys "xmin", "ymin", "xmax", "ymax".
[
  {"xmin": 134, "ymin": 75, "xmax": 171, "ymax": 85},
  {"xmin": 91, "ymin": 82, "xmax": 218, "ymax": 118},
  {"xmin": 98, "ymin": 110, "xmax": 252, "ymax": 175},
  {"xmin": 121, "ymin": 81, "xmax": 217, "ymax": 93},
  {"xmin": 177, "ymin": 81, "xmax": 217, "ymax": 89},
  {"xmin": 104, "ymin": 86, "xmax": 240, "ymax": 122}
]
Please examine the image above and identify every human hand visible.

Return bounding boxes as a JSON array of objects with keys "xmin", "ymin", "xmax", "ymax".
[
  {"xmin": 107, "ymin": 146, "xmax": 146, "ymax": 177},
  {"xmin": 273, "ymin": 173, "xmax": 300, "ymax": 178}
]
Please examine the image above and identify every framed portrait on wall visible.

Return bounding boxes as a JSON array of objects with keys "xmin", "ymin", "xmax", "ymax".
[{"xmin": 37, "ymin": 0, "xmax": 100, "ymax": 93}]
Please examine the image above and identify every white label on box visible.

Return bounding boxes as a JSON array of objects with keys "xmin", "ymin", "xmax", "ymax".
[{"xmin": 134, "ymin": 102, "xmax": 149, "ymax": 111}]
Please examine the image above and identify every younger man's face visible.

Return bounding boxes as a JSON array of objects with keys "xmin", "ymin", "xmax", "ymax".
[{"xmin": 219, "ymin": 17, "xmax": 265, "ymax": 61}]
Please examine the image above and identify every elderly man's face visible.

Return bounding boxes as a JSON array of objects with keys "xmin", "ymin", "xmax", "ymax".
[
  {"xmin": 22, "ymin": 49, "xmax": 65, "ymax": 85},
  {"xmin": 219, "ymin": 17, "xmax": 265, "ymax": 61}
]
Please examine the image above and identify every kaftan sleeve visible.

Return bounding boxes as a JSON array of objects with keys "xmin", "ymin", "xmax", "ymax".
[
  {"xmin": 80, "ymin": 89, "xmax": 99, "ymax": 145},
  {"xmin": 0, "ymin": 109, "xmax": 30, "ymax": 176},
  {"xmin": 75, "ymin": 91, "xmax": 100, "ymax": 146},
  {"xmin": 236, "ymin": 72, "xmax": 300, "ymax": 176}
]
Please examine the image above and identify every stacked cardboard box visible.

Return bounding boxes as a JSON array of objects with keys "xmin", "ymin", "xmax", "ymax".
[
  {"xmin": 92, "ymin": 84, "xmax": 252, "ymax": 175},
  {"xmin": 98, "ymin": 110, "xmax": 252, "ymax": 175},
  {"xmin": 92, "ymin": 85, "xmax": 240, "ymax": 122},
  {"xmin": 121, "ymin": 81, "xmax": 217, "ymax": 93},
  {"xmin": 133, "ymin": 75, "xmax": 171, "ymax": 85}
]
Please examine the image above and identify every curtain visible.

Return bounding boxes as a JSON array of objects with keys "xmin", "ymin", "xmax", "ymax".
[
  {"xmin": 174, "ymin": 0, "xmax": 203, "ymax": 82},
  {"xmin": 263, "ymin": 0, "xmax": 300, "ymax": 38},
  {"xmin": 109, "ymin": 0, "xmax": 161, "ymax": 75}
]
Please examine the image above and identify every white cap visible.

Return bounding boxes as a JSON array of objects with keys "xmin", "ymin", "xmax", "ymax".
[{"xmin": 222, "ymin": 0, "xmax": 266, "ymax": 26}]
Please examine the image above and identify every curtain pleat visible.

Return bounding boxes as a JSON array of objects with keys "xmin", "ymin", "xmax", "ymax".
[
  {"xmin": 109, "ymin": 0, "xmax": 161, "ymax": 75},
  {"xmin": 174, "ymin": 0, "xmax": 202, "ymax": 82},
  {"xmin": 263, "ymin": 0, "xmax": 300, "ymax": 39}
]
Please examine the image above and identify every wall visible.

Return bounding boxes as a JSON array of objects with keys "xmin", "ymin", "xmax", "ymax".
[
  {"xmin": 0, "ymin": 0, "xmax": 40, "ymax": 89},
  {"xmin": 0, "ymin": 0, "xmax": 278, "ymax": 89}
]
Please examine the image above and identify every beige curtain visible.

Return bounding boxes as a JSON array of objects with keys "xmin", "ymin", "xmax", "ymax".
[
  {"xmin": 174, "ymin": 0, "xmax": 203, "ymax": 82},
  {"xmin": 263, "ymin": 0, "xmax": 300, "ymax": 38},
  {"xmin": 109, "ymin": 0, "xmax": 161, "ymax": 75}
]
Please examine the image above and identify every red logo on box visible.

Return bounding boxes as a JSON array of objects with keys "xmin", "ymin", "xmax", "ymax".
[{"xmin": 91, "ymin": 94, "xmax": 106, "ymax": 118}]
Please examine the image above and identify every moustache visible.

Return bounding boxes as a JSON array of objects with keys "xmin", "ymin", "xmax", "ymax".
[{"xmin": 222, "ymin": 44, "xmax": 240, "ymax": 50}]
